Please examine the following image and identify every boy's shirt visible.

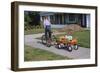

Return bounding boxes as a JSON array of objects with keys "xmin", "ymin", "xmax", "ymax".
[{"xmin": 43, "ymin": 19, "xmax": 51, "ymax": 28}]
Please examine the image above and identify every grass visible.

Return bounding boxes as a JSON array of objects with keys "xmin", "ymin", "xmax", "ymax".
[
  {"xmin": 72, "ymin": 30, "xmax": 90, "ymax": 48},
  {"xmin": 24, "ymin": 28, "xmax": 59, "ymax": 35},
  {"xmin": 56, "ymin": 30, "xmax": 90, "ymax": 48},
  {"xmin": 24, "ymin": 45, "xmax": 71, "ymax": 61},
  {"xmin": 24, "ymin": 28, "xmax": 44, "ymax": 35}
]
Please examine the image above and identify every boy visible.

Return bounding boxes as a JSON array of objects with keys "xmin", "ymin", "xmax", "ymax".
[{"xmin": 43, "ymin": 16, "xmax": 51, "ymax": 44}]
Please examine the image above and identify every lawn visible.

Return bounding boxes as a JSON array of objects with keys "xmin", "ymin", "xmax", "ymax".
[
  {"xmin": 56, "ymin": 30, "xmax": 90, "ymax": 48},
  {"xmin": 24, "ymin": 28, "xmax": 59, "ymax": 35},
  {"xmin": 24, "ymin": 45, "xmax": 71, "ymax": 61},
  {"xmin": 72, "ymin": 30, "xmax": 90, "ymax": 48},
  {"xmin": 24, "ymin": 28, "xmax": 44, "ymax": 35}
]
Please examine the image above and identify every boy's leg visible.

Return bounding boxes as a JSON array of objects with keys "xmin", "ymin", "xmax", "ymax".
[
  {"xmin": 49, "ymin": 29, "xmax": 51, "ymax": 39},
  {"xmin": 45, "ymin": 28, "xmax": 48, "ymax": 41}
]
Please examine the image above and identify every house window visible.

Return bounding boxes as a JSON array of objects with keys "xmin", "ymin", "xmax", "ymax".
[
  {"xmin": 69, "ymin": 14, "xmax": 75, "ymax": 21},
  {"xmin": 68, "ymin": 14, "xmax": 76, "ymax": 24}
]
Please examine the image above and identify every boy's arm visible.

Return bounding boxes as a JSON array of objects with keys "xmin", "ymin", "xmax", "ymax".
[{"xmin": 43, "ymin": 20, "xmax": 45, "ymax": 28}]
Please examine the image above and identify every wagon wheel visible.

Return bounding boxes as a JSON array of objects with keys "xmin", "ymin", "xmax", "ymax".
[
  {"xmin": 74, "ymin": 45, "xmax": 79, "ymax": 50},
  {"xmin": 67, "ymin": 45, "xmax": 72, "ymax": 52}
]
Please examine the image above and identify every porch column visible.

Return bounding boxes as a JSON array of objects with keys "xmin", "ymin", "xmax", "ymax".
[
  {"xmin": 86, "ymin": 14, "xmax": 90, "ymax": 28},
  {"xmin": 58, "ymin": 14, "xmax": 60, "ymax": 24},
  {"xmin": 62, "ymin": 14, "xmax": 64, "ymax": 24},
  {"xmin": 82, "ymin": 14, "xmax": 87, "ymax": 27},
  {"xmin": 40, "ymin": 16, "xmax": 43, "ymax": 21}
]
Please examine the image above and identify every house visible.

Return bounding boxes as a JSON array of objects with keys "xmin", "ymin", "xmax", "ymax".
[{"xmin": 40, "ymin": 12, "xmax": 90, "ymax": 28}]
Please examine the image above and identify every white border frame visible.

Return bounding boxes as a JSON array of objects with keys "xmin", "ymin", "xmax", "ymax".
[{"xmin": 18, "ymin": 5, "xmax": 96, "ymax": 68}]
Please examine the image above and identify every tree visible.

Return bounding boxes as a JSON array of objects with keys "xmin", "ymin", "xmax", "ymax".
[{"xmin": 24, "ymin": 11, "xmax": 40, "ymax": 26}]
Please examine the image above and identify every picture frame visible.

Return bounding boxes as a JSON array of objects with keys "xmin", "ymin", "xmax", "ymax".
[{"xmin": 11, "ymin": 1, "xmax": 98, "ymax": 71}]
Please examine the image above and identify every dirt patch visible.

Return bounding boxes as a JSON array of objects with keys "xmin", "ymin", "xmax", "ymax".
[{"xmin": 58, "ymin": 24, "xmax": 84, "ymax": 33}]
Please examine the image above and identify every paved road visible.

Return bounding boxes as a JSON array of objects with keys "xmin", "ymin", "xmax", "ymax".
[{"xmin": 24, "ymin": 33, "xmax": 90, "ymax": 59}]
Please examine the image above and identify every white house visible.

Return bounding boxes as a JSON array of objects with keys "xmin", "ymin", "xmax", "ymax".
[{"xmin": 40, "ymin": 12, "xmax": 90, "ymax": 28}]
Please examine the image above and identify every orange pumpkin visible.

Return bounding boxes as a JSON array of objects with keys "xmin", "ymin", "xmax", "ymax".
[
  {"xmin": 59, "ymin": 36, "xmax": 67, "ymax": 44},
  {"xmin": 70, "ymin": 39, "xmax": 77, "ymax": 45}
]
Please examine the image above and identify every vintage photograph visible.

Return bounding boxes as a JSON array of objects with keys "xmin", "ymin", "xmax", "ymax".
[
  {"xmin": 11, "ymin": 1, "xmax": 97, "ymax": 71},
  {"xmin": 24, "ymin": 11, "xmax": 90, "ymax": 61}
]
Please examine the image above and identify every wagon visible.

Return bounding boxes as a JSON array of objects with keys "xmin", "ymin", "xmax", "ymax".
[{"xmin": 55, "ymin": 36, "xmax": 79, "ymax": 52}]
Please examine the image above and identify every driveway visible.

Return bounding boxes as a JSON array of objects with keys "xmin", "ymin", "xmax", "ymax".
[{"xmin": 24, "ymin": 33, "xmax": 90, "ymax": 59}]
